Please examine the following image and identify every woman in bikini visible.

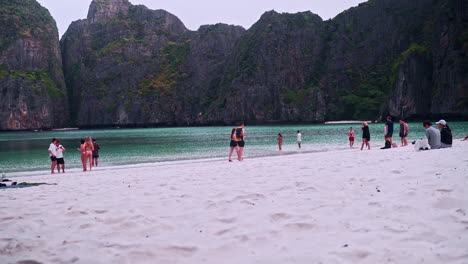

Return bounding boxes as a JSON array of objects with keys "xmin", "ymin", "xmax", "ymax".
[
  {"xmin": 228, "ymin": 128, "xmax": 239, "ymax": 162},
  {"xmin": 84, "ymin": 137, "xmax": 94, "ymax": 171},
  {"xmin": 348, "ymin": 127, "xmax": 355, "ymax": 148},
  {"xmin": 77, "ymin": 139, "xmax": 87, "ymax": 171}
]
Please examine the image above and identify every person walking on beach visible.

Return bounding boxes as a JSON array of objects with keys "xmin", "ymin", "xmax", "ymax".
[
  {"xmin": 423, "ymin": 121, "xmax": 441, "ymax": 149},
  {"xmin": 436, "ymin": 120, "xmax": 452, "ymax": 148},
  {"xmin": 348, "ymin": 127, "xmax": 355, "ymax": 148},
  {"xmin": 361, "ymin": 122, "xmax": 371, "ymax": 150},
  {"xmin": 384, "ymin": 116, "xmax": 394, "ymax": 144},
  {"xmin": 48, "ymin": 138, "xmax": 58, "ymax": 174},
  {"xmin": 277, "ymin": 133, "xmax": 283, "ymax": 151},
  {"xmin": 236, "ymin": 122, "xmax": 246, "ymax": 161},
  {"xmin": 92, "ymin": 138, "xmax": 101, "ymax": 167},
  {"xmin": 228, "ymin": 128, "xmax": 239, "ymax": 162},
  {"xmin": 77, "ymin": 139, "xmax": 87, "ymax": 171},
  {"xmin": 399, "ymin": 119, "xmax": 409, "ymax": 146},
  {"xmin": 297, "ymin": 131, "xmax": 302, "ymax": 149},
  {"xmin": 84, "ymin": 137, "xmax": 94, "ymax": 171},
  {"xmin": 55, "ymin": 140, "xmax": 66, "ymax": 173}
]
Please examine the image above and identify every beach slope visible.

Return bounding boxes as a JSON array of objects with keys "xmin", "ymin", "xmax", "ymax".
[{"xmin": 1, "ymin": 144, "xmax": 467, "ymax": 264}]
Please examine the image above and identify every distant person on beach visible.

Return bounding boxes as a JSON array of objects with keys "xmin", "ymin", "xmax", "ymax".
[
  {"xmin": 436, "ymin": 120, "xmax": 452, "ymax": 148},
  {"xmin": 348, "ymin": 127, "xmax": 355, "ymax": 148},
  {"xmin": 55, "ymin": 140, "xmax": 66, "ymax": 173},
  {"xmin": 423, "ymin": 121, "xmax": 441, "ymax": 149},
  {"xmin": 384, "ymin": 116, "xmax": 394, "ymax": 144},
  {"xmin": 463, "ymin": 136, "xmax": 468, "ymax": 141},
  {"xmin": 277, "ymin": 133, "xmax": 283, "ymax": 151},
  {"xmin": 77, "ymin": 139, "xmax": 86, "ymax": 171},
  {"xmin": 84, "ymin": 137, "xmax": 94, "ymax": 171},
  {"xmin": 399, "ymin": 119, "xmax": 409, "ymax": 146},
  {"xmin": 236, "ymin": 122, "xmax": 246, "ymax": 161},
  {"xmin": 361, "ymin": 122, "xmax": 371, "ymax": 150},
  {"xmin": 92, "ymin": 138, "xmax": 101, "ymax": 167},
  {"xmin": 48, "ymin": 138, "xmax": 58, "ymax": 174},
  {"xmin": 297, "ymin": 131, "xmax": 302, "ymax": 149},
  {"xmin": 228, "ymin": 128, "xmax": 239, "ymax": 162}
]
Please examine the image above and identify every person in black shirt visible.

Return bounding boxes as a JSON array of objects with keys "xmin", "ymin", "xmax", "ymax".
[
  {"xmin": 361, "ymin": 122, "xmax": 371, "ymax": 150},
  {"xmin": 436, "ymin": 120, "xmax": 452, "ymax": 148},
  {"xmin": 384, "ymin": 116, "xmax": 394, "ymax": 144}
]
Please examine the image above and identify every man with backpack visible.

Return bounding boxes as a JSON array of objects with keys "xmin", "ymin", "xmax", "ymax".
[{"xmin": 235, "ymin": 122, "xmax": 246, "ymax": 161}]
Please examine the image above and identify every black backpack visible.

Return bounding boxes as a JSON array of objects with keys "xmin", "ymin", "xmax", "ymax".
[{"xmin": 236, "ymin": 128, "xmax": 243, "ymax": 139}]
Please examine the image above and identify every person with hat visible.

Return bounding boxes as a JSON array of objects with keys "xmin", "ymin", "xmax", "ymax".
[
  {"xmin": 423, "ymin": 121, "xmax": 441, "ymax": 149},
  {"xmin": 436, "ymin": 120, "xmax": 452, "ymax": 148}
]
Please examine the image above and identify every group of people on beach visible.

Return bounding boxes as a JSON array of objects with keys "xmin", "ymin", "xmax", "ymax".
[
  {"xmin": 276, "ymin": 131, "xmax": 302, "ymax": 151},
  {"xmin": 346, "ymin": 116, "xmax": 453, "ymax": 151},
  {"xmin": 48, "ymin": 137, "xmax": 100, "ymax": 174}
]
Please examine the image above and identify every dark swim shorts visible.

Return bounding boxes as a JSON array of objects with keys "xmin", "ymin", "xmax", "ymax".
[
  {"xmin": 237, "ymin": 141, "xmax": 245, "ymax": 148},
  {"xmin": 385, "ymin": 133, "xmax": 393, "ymax": 138},
  {"xmin": 399, "ymin": 132, "xmax": 406, "ymax": 138},
  {"xmin": 92, "ymin": 154, "xmax": 99, "ymax": 158},
  {"xmin": 230, "ymin": 140, "xmax": 238, "ymax": 147},
  {"xmin": 56, "ymin": 158, "xmax": 65, "ymax": 164},
  {"xmin": 50, "ymin": 156, "xmax": 57, "ymax": 162}
]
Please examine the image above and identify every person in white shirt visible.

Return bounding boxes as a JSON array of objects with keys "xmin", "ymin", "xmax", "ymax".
[
  {"xmin": 48, "ymin": 138, "xmax": 58, "ymax": 174},
  {"xmin": 55, "ymin": 140, "xmax": 66, "ymax": 173},
  {"xmin": 297, "ymin": 131, "xmax": 302, "ymax": 149}
]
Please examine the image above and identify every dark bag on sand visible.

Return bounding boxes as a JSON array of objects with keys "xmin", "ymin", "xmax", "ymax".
[
  {"xmin": 381, "ymin": 140, "xmax": 391, "ymax": 149},
  {"xmin": 236, "ymin": 128, "xmax": 243, "ymax": 140}
]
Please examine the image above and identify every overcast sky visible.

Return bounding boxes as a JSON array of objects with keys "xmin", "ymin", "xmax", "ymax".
[{"xmin": 37, "ymin": 0, "xmax": 366, "ymax": 37}]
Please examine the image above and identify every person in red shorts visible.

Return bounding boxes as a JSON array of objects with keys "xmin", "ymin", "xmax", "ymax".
[{"xmin": 348, "ymin": 127, "xmax": 355, "ymax": 148}]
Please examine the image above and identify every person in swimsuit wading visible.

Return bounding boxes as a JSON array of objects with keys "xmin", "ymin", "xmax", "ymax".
[
  {"xmin": 228, "ymin": 128, "xmax": 239, "ymax": 162},
  {"xmin": 236, "ymin": 122, "xmax": 246, "ymax": 161}
]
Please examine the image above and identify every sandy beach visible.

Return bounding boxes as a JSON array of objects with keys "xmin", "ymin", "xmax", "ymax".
[{"xmin": 1, "ymin": 142, "xmax": 467, "ymax": 264}]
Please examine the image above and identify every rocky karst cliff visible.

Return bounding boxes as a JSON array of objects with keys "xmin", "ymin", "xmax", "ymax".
[
  {"xmin": 1, "ymin": 0, "xmax": 466, "ymax": 129},
  {"xmin": 0, "ymin": 0, "xmax": 68, "ymax": 130}
]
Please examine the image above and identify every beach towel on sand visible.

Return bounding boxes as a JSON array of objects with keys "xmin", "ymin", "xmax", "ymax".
[{"xmin": 0, "ymin": 183, "xmax": 56, "ymax": 190}]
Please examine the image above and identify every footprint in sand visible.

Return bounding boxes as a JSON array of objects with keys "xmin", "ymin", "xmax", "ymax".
[
  {"xmin": 270, "ymin": 213, "xmax": 292, "ymax": 222},
  {"xmin": 165, "ymin": 245, "xmax": 198, "ymax": 257},
  {"xmin": 284, "ymin": 222, "xmax": 315, "ymax": 231},
  {"xmin": 433, "ymin": 197, "xmax": 466, "ymax": 209},
  {"xmin": 391, "ymin": 170, "xmax": 401, "ymax": 174},
  {"xmin": 94, "ymin": 210, "xmax": 108, "ymax": 214},
  {"xmin": 217, "ymin": 217, "xmax": 237, "ymax": 224},
  {"xmin": 435, "ymin": 188, "xmax": 453, "ymax": 193},
  {"xmin": 214, "ymin": 228, "xmax": 233, "ymax": 236}
]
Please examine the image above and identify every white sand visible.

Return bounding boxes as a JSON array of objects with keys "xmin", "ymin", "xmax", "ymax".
[{"xmin": 1, "ymin": 143, "xmax": 468, "ymax": 264}]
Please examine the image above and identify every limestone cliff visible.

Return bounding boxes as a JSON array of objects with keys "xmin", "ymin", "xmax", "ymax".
[{"xmin": 0, "ymin": 0, "xmax": 68, "ymax": 130}]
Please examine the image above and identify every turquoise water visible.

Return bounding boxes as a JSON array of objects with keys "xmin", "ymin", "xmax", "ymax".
[{"xmin": 1, "ymin": 122, "xmax": 467, "ymax": 174}]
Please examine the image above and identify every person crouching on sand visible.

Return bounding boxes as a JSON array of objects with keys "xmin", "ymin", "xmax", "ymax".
[
  {"xmin": 277, "ymin": 133, "xmax": 283, "ymax": 151},
  {"xmin": 228, "ymin": 128, "xmax": 239, "ymax": 162},
  {"xmin": 77, "ymin": 139, "xmax": 86, "ymax": 171},
  {"xmin": 361, "ymin": 122, "xmax": 371, "ymax": 150},
  {"xmin": 348, "ymin": 127, "xmax": 355, "ymax": 148}
]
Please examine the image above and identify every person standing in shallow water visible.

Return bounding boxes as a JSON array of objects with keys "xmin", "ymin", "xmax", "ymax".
[
  {"xmin": 384, "ymin": 116, "xmax": 394, "ymax": 144},
  {"xmin": 361, "ymin": 122, "xmax": 371, "ymax": 150},
  {"xmin": 297, "ymin": 131, "xmax": 302, "ymax": 149},
  {"xmin": 55, "ymin": 140, "xmax": 66, "ymax": 173},
  {"xmin": 84, "ymin": 137, "xmax": 94, "ymax": 171},
  {"xmin": 92, "ymin": 138, "xmax": 100, "ymax": 167},
  {"xmin": 348, "ymin": 127, "xmax": 355, "ymax": 148},
  {"xmin": 277, "ymin": 133, "xmax": 283, "ymax": 151},
  {"xmin": 228, "ymin": 128, "xmax": 239, "ymax": 162},
  {"xmin": 77, "ymin": 139, "xmax": 86, "ymax": 171}
]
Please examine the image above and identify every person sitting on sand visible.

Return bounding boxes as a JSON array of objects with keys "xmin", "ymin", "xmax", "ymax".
[
  {"xmin": 48, "ymin": 138, "xmax": 58, "ymax": 174},
  {"xmin": 399, "ymin": 119, "xmax": 409, "ymax": 146},
  {"xmin": 55, "ymin": 140, "xmax": 66, "ymax": 173},
  {"xmin": 423, "ymin": 121, "xmax": 441, "ymax": 149},
  {"xmin": 228, "ymin": 128, "xmax": 239, "ymax": 162},
  {"xmin": 436, "ymin": 120, "xmax": 452, "ymax": 148},
  {"xmin": 348, "ymin": 127, "xmax": 355, "ymax": 148},
  {"xmin": 361, "ymin": 122, "xmax": 371, "ymax": 150},
  {"xmin": 277, "ymin": 133, "xmax": 283, "ymax": 151}
]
